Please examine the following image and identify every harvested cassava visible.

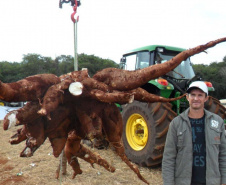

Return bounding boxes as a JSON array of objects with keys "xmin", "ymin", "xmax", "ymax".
[
  {"xmin": 0, "ymin": 74, "xmax": 60, "ymax": 102},
  {"xmin": 3, "ymin": 101, "xmax": 41, "ymax": 130}
]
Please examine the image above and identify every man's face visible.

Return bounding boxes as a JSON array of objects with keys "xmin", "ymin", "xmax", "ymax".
[{"xmin": 186, "ymin": 89, "xmax": 208, "ymax": 110}]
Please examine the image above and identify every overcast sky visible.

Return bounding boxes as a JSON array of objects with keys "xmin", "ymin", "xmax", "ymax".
[{"xmin": 0, "ymin": 0, "xmax": 226, "ymax": 65}]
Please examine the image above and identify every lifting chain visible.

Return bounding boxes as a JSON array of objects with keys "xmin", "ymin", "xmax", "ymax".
[{"xmin": 59, "ymin": 0, "xmax": 81, "ymax": 8}]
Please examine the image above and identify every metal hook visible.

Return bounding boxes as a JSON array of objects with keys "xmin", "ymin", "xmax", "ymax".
[{"xmin": 71, "ymin": 1, "xmax": 78, "ymax": 23}]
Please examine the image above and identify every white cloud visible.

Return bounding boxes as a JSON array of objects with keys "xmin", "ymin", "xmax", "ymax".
[{"xmin": 0, "ymin": 0, "xmax": 225, "ymax": 64}]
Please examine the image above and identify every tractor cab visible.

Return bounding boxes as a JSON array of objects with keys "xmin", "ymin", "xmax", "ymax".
[{"xmin": 120, "ymin": 45, "xmax": 195, "ymax": 79}]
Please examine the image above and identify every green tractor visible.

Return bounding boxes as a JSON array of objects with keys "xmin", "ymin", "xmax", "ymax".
[{"xmin": 120, "ymin": 45, "xmax": 226, "ymax": 167}]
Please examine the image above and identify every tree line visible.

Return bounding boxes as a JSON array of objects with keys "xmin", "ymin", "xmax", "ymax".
[
  {"xmin": 0, "ymin": 53, "xmax": 225, "ymax": 100},
  {"xmin": 0, "ymin": 53, "xmax": 119, "ymax": 83},
  {"xmin": 192, "ymin": 56, "xmax": 226, "ymax": 100}
]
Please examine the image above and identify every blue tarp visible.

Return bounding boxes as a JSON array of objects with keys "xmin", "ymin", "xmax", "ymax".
[{"xmin": 0, "ymin": 106, "xmax": 20, "ymax": 120}]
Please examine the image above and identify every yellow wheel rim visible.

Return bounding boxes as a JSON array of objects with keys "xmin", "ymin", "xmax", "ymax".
[
  {"xmin": 0, "ymin": 102, "xmax": 4, "ymax": 106},
  {"xmin": 126, "ymin": 113, "xmax": 148, "ymax": 151}
]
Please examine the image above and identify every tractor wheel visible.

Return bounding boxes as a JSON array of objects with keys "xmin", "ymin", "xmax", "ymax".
[
  {"xmin": 205, "ymin": 96, "xmax": 226, "ymax": 120},
  {"xmin": 122, "ymin": 101, "xmax": 177, "ymax": 167}
]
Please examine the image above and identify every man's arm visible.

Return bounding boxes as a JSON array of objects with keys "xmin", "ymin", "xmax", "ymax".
[
  {"xmin": 162, "ymin": 119, "xmax": 178, "ymax": 185},
  {"xmin": 219, "ymin": 118, "xmax": 226, "ymax": 184}
]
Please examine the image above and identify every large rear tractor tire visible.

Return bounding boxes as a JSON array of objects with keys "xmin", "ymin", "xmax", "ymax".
[
  {"xmin": 205, "ymin": 96, "xmax": 226, "ymax": 128},
  {"xmin": 122, "ymin": 101, "xmax": 177, "ymax": 167},
  {"xmin": 205, "ymin": 96, "xmax": 226, "ymax": 119}
]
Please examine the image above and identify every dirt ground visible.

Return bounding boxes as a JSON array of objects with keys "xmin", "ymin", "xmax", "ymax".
[{"xmin": 0, "ymin": 120, "xmax": 163, "ymax": 185}]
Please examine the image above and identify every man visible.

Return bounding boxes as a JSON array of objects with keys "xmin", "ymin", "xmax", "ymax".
[{"xmin": 162, "ymin": 81, "xmax": 226, "ymax": 185}]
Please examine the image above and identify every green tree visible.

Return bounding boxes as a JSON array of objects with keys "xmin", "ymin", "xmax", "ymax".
[
  {"xmin": 57, "ymin": 55, "xmax": 74, "ymax": 75},
  {"xmin": 0, "ymin": 61, "xmax": 22, "ymax": 82},
  {"xmin": 193, "ymin": 57, "xmax": 226, "ymax": 99},
  {"xmin": 56, "ymin": 53, "xmax": 119, "ymax": 76},
  {"xmin": 21, "ymin": 54, "xmax": 56, "ymax": 76},
  {"xmin": 78, "ymin": 53, "xmax": 119, "ymax": 76}
]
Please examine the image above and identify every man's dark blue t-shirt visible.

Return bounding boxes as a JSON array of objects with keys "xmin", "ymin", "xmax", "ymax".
[{"xmin": 189, "ymin": 115, "xmax": 206, "ymax": 184}]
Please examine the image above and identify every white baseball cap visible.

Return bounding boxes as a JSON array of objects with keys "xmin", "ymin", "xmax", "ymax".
[{"xmin": 187, "ymin": 81, "xmax": 208, "ymax": 95}]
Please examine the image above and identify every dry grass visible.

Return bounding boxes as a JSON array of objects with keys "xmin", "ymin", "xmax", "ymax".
[{"xmin": 0, "ymin": 121, "xmax": 163, "ymax": 185}]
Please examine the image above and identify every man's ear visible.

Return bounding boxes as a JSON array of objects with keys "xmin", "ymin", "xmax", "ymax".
[
  {"xmin": 204, "ymin": 95, "xmax": 209, "ymax": 102},
  {"xmin": 186, "ymin": 93, "xmax": 189, "ymax": 101}
]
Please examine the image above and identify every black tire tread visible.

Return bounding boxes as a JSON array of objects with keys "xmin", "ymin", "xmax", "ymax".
[
  {"xmin": 205, "ymin": 96, "xmax": 226, "ymax": 119},
  {"xmin": 147, "ymin": 102, "xmax": 176, "ymax": 166}
]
